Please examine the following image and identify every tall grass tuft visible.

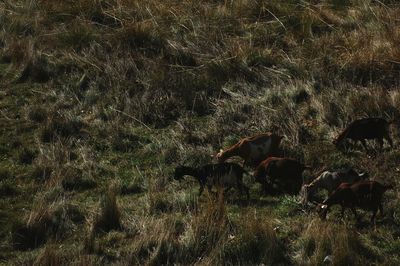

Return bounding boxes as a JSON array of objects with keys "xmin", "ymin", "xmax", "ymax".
[
  {"xmin": 295, "ymin": 219, "xmax": 371, "ymax": 265},
  {"xmin": 181, "ymin": 189, "xmax": 229, "ymax": 263},
  {"xmin": 33, "ymin": 245, "xmax": 63, "ymax": 266},
  {"xmin": 220, "ymin": 212, "xmax": 286, "ymax": 265},
  {"xmin": 94, "ymin": 185, "xmax": 122, "ymax": 233}
]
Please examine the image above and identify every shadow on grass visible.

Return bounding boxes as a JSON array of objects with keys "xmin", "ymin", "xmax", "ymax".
[{"xmin": 228, "ymin": 196, "xmax": 280, "ymax": 208}]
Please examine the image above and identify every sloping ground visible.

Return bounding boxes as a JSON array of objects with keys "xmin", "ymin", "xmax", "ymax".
[{"xmin": 1, "ymin": 0, "xmax": 400, "ymax": 264}]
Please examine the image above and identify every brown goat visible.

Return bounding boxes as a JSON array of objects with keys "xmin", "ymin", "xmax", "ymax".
[
  {"xmin": 216, "ymin": 133, "xmax": 284, "ymax": 167},
  {"xmin": 254, "ymin": 157, "xmax": 310, "ymax": 195},
  {"xmin": 317, "ymin": 181, "xmax": 393, "ymax": 225},
  {"xmin": 333, "ymin": 118, "xmax": 394, "ymax": 151}
]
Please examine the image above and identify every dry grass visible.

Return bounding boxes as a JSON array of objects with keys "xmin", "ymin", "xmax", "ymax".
[
  {"xmin": 1, "ymin": 0, "xmax": 400, "ymax": 264},
  {"xmin": 295, "ymin": 219, "xmax": 371, "ymax": 265},
  {"xmin": 10, "ymin": 194, "xmax": 86, "ymax": 251},
  {"xmin": 219, "ymin": 211, "xmax": 286, "ymax": 265},
  {"xmin": 93, "ymin": 185, "xmax": 122, "ymax": 233},
  {"xmin": 33, "ymin": 246, "xmax": 63, "ymax": 266}
]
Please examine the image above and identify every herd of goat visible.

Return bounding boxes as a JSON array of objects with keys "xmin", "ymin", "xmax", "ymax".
[{"xmin": 174, "ymin": 117, "xmax": 396, "ymax": 226}]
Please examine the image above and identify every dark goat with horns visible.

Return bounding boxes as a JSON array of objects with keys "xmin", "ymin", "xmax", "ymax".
[
  {"xmin": 333, "ymin": 117, "xmax": 394, "ymax": 150},
  {"xmin": 174, "ymin": 163, "xmax": 250, "ymax": 199}
]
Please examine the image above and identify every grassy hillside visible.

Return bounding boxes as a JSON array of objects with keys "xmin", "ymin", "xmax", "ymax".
[{"xmin": 1, "ymin": 0, "xmax": 400, "ymax": 265}]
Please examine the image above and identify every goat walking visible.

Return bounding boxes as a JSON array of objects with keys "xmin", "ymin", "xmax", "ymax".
[
  {"xmin": 301, "ymin": 168, "xmax": 368, "ymax": 206},
  {"xmin": 333, "ymin": 118, "xmax": 394, "ymax": 151},
  {"xmin": 254, "ymin": 157, "xmax": 310, "ymax": 195},
  {"xmin": 216, "ymin": 133, "xmax": 283, "ymax": 167},
  {"xmin": 317, "ymin": 181, "xmax": 393, "ymax": 226},
  {"xmin": 174, "ymin": 163, "xmax": 250, "ymax": 199}
]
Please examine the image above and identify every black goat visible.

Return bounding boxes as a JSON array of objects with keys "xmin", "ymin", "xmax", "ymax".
[
  {"xmin": 333, "ymin": 118, "xmax": 394, "ymax": 150},
  {"xmin": 174, "ymin": 163, "xmax": 250, "ymax": 199}
]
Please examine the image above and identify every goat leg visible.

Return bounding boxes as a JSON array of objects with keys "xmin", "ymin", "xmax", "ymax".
[
  {"xmin": 340, "ymin": 206, "xmax": 346, "ymax": 219},
  {"xmin": 371, "ymin": 210, "xmax": 377, "ymax": 223},
  {"xmin": 360, "ymin": 139, "xmax": 368, "ymax": 152},
  {"xmin": 377, "ymin": 138, "xmax": 384, "ymax": 151},
  {"xmin": 384, "ymin": 131, "xmax": 393, "ymax": 148},
  {"xmin": 351, "ymin": 207, "xmax": 360, "ymax": 222},
  {"xmin": 199, "ymin": 185, "xmax": 204, "ymax": 196},
  {"xmin": 242, "ymin": 159, "xmax": 248, "ymax": 169},
  {"xmin": 241, "ymin": 184, "xmax": 250, "ymax": 200},
  {"xmin": 207, "ymin": 184, "xmax": 213, "ymax": 194},
  {"xmin": 371, "ymin": 209, "xmax": 378, "ymax": 228},
  {"xmin": 379, "ymin": 203, "xmax": 384, "ymax": 217}
]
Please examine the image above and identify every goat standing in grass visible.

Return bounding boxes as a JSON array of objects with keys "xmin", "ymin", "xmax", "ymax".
[
  {"xmin": 254, "ymin": 157, "xmax": 310, "ymax": 195},
  {"xmin": 216, "ymin": 133, "xmax": 284, "ymax": 167},
  {"xmin": 317, "ymin": 181, "xmax": 393, "ymax": 226},
  {"xmin": 301, "ymin": 168, "xmax": 369, "ymax": 206},
  {"xmin": 174, "ymin": 163, "xmax": 250, "ymax": 200},
  {"xmin": 333, "ymin": 117, "xmax": 394, "ymax": 151}
]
